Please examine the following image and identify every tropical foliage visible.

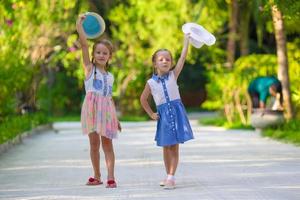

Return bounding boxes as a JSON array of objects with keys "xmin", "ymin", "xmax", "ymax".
[{"xmin": 0, "ymin": 0, "xmax": 299, "ymax": 135}]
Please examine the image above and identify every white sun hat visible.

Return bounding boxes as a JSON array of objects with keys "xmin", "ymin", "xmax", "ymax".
[
  {"xmin": 182, "ymin": 22, "xmax": 216, "ymax": 48},
  {"xmin": 82, "ymin": 12, "xmax": 106, "ymax": 39}
]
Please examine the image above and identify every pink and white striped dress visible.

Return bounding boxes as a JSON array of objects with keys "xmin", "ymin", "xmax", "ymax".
[{"xmin": 81, "ymin": 67, "xmax": 118, "ymax": 139}]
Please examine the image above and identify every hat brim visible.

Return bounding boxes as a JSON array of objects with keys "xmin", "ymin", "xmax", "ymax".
[
  {"xmin": 182, "ymin": 23, "xmax": 216, "ymax": 48},
  {"xmin": 82, "ymin": 12, "xmax": 105, "ymax": 39}
]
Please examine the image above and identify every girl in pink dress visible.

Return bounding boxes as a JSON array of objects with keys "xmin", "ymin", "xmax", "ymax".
[{"xmin": 76, "ymin": 14, "xmax": 121, "ymax": 188}]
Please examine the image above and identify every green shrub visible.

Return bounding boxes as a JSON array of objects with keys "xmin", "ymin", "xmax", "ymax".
[{"xmin": 0, "ymin": 113, "xmax": 49, "ymax": 145}]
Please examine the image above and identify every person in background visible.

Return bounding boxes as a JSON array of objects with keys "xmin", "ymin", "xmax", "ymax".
[{"xmin": 248, "ymin": 76, "xmax": 283, "ymax": 110}]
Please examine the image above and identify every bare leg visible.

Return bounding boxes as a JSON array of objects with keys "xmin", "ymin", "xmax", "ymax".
[
  {"xmin": 163, "ymin": 146, "xmax": 171, "ymax": 175},
  {"xmin": 169, "ymin": 144, "xmax": 179, "ymax": 175},
  {"xmin": 162, "ymin": 144, "xmax": 179, "ymax": 189},
  {"xmin": 101, "ymin": 136, "xmax": 115, "ymax": 180},
  {"xmin": 164, "ymin": 144, "xmax": 179, "ymax": 175},
  {"xmin": 88, "ymin": 132, "xmax": 101, "ymax": 180}
]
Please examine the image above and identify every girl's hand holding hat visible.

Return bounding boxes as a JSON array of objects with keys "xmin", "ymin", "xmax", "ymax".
[
  {"xmin": 76, "ymin": 13, "xmax": 86, "ymax": 34},
  {"xmin": 76, "ymin": 14, "xmax": 85, "ymax": 26},
  {"xmin": 182, "ymin": 22, "xmax": 216, "ymax": 48},
  {"xmin": 79, "ymin": 12, "xmax": 106, "ymax": 39}
]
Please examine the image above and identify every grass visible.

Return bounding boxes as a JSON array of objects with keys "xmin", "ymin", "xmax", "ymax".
[
  {"xmin": 0, "ymin": 113, "xmax": 49, "ymax": 145},
  {"xmin": 198, "ymin": 116, "xmax": 227, "ymax": 126},
  {"xmin": 198, "ymin": 116, "xmax": 254, "ymax": 130},
  {"xmin": 185, "ymin": 107, "xmax": 212, "ymax": 112},
  {"xmin": 262, "ymin": 120, "xmax": 300, "ymax": 146}
]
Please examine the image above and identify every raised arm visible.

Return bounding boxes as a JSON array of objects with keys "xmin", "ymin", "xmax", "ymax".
[
  {"xmin": 140, "ymin": 83, "xmax": 159, "ymax": 120},
  {"xmin": 173, "ymin": 34, "xmax": 190, "ymax": 80},
  {"xmin": 76, "ymin": 14, "xmax": 92, "ymax": 77}
]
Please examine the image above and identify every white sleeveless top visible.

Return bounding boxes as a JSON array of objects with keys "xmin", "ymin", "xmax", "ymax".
[
  {"xmin": 147, "ymin": 71, "xmax": 181, "ymax": 106},
  {"xmin": 84, "ymin": 67, "xmax": 114, "ymax": 97}
]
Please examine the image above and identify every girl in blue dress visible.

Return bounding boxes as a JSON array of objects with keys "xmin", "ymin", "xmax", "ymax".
[{"xmin": 140, "ymin": 34, "xmax": 194, "ymax": 189}]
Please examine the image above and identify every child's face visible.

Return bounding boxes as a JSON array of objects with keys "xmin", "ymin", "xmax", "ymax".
[
  {"xmin": 93, "ymin": 43, "xmax": 111, "ymax": 66},
  {"xmin": 154, "ymin": 51, "xmax": 172, "ymax": 75}
]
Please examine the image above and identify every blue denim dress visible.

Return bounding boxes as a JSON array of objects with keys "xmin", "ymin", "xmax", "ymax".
[{"xmin": 149, "ymin": 72, "xmax": 194, "ymax": 147}]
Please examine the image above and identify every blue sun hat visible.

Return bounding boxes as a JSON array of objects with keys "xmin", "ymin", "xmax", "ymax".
[
  {"xmin": 82, "ymin": 12, "xmax": 105, "ymax": 39},
  {"xmin": 182, "ymin": 23, "xmax": 216, "ymax": 48}
]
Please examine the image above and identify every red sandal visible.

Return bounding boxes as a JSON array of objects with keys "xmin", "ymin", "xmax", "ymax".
[
  {"xmin": 86, "ymin": 177, "xmax": 103, "ymax": 185},
  {"xmin": 106, "ymin": 180, "xmax": 117, "ymax": 188}
]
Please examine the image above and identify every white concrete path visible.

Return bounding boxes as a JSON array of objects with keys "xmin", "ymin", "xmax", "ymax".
[{"xmin": 0, "ymin": 120, "xmax": 300, "ymax": 200}]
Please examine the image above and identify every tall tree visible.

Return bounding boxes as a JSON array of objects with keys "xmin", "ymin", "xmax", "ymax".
[
  {"xmin": 270, "ymin": 3, "xmax": 294, "ymax": 119},
  {"xmin": 226, "ymin": 0, "xmax": 238, "ymax": 68},
  {"xmin": 239, "ymin": 0, "xmax": 251, "ymax": 56}
]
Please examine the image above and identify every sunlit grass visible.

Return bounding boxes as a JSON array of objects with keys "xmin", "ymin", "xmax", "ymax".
[
  {"xmin": 119, "ymin": 115, "xmax": 148, "ymax": 121},
  {"xmin": 198, "ymin": 116, "xmax": 253, "ymax": 130},
  {"xmin": 262, "ymin": 120, "xmax": 300, "ymax": 146}
]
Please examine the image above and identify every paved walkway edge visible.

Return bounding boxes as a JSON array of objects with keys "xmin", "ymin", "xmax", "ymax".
[{"xmin": 0, "ymin": 124, "xmax": 52, "ymax": 155}]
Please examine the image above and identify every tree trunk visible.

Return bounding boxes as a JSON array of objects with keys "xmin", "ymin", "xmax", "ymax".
[
  {"xmin": 234, "ymin": 89, "xmax": 247, "ymax": 125},
  {"xmin": 239, "ymin": 0, "xmax": 251, "ymax": 56},
  {"xmin": 226, "ymin": 0, "xmax": 238, "ymax": 68},
  {"xmin": 271, "ymin": 4, "xmax": 294, "ymax": 119}
]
